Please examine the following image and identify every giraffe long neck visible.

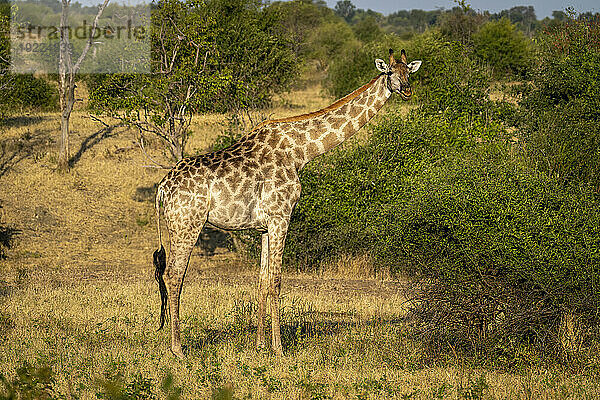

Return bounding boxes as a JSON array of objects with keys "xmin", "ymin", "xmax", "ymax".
[{"xmin": 262, "ymin": 74, "xmax": 391, "ymax": 170}]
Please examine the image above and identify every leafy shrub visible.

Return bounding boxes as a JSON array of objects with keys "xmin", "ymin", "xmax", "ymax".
[
  {"xmin": 519, "ymin": 14, "xmax": 600, "ymax": 189},
  {"xmin": 0, "ymin": 3, "xmax": 57, "ymax": 117},
  {"xmin": 0, "ymin": 363, "xmax": 56, "ymax": 399},
  {"xmin": 287, "ymin": 107, "xmax": 505, "ymax": 270},
  {"xmin": 1, "ymin": 75, "xmax": 57, "ymax": 111},
  {"xmin": 304, "ymin": 20, "xmax": 358, "ymax": 70},
  {"xmin": 405, "ymin": 32, "xmax": 495, "ymax": 118},
  {"xmin": 394, "ymin": 148, "xmax": 600, "ymax": 363},
  {"xmin": 198, "ymin": 0, "xmax": 297, "ymax": 109},
  {"xmin": 89, "ymin": 0, "xmax": 298, "ymax": 115},
  {"xmin": 268, "ymin": 0, "xmax": 337, "ymax": 64},
  {"xmin": 437, "ymin": 3, "xmax": 487, "ymax": 46},
  {"xmin": 285, "ymin": 101, "xmax": 600, "ymax": 363},
  {"xmin": 351, "ymin": 15, "xmax": 385, "ymax": 43},
  {"xmin": 472, "ymin": 18, "xmax": 532, "ymax": 77}
]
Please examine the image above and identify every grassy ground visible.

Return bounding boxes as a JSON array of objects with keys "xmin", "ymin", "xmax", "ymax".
[{"xmin": 1, "ymin": 83, "xmax": 599, "ymax": 399}]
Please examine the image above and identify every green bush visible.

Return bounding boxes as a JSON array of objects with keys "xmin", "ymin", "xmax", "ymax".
[
  {"xmin": 398, "ymin": 150, "xmax": 599, "ymax": 363},
  {"xmin": 0, "ymin": 2, "xmax": 57, "ymax": 118},
  {"xmin": 437, "ymin": 4, "xmax": 487, "ymax": 46},
  {"xmin": 89, "ymin": 0, "xmax": 298, "ymax": 114},
  {"xmin": 405, "ymin": 32, "xmax": 494, "ymax": 118},
  {"xmin": 304, "ymin": 20, "xmax": 358, "ymax": 70},
  {"xmin": 284, "ymin": 100, "xmax": 600, "ymax": 363},
  {"xmin": 197, "ymin": 0, "xmax": 298, "ymax": 109},
  {"xmin": 472, "ymin": 18, "xmax": 532, "ymax": 77},
  {"xmin": 287, "ymin": 107, "xmax": 505, "ymax": 270},
  {"xmin": 1, "ymin": 75, "xmax": 57, "ymax": 111},
  {"xmin": 519, "ymin": 14, "xmax": 600, "ymax": 189}
]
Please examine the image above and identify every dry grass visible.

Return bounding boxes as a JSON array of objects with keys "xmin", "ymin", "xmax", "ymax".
[
  {"xmin": 1, "ymin": 276, "xmax": 598, "ymax": 399},
  {"xmin": 0, "ymin": 84, "xmax": 599, "ymax": 399}
]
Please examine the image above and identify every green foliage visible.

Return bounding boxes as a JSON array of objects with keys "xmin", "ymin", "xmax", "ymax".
[
  {"xmin": 0, "ymin": 363, "xmax": 56, "ymax": 400},
  {"xmin": 520, "ymin": 14, "xmax": 600, "ymax": 189},
  {"xmin": 406, "ymin": 32, "xmax": 493, "ymax": 116},
  {"xmin": 0, "ymin": 1, "xmax": 57, "ymax": 118},
  {"xmin": 304, "ymin": 20, "xmax": 357, "ymax": 70},
  {"xmin": 89, "ymin": 0, "xmax": 298, "ymax": 159},
  {"xmin": 491, "ymin": 6, "xmax": 538, "ymax": 34},
  {"xmin": 334, "ymin": 0, "xmax": 355, "ymax": 23},
  {"xmin": 351, "ymin": 15, "xmax": 384, "ymax": 42},
  {"xmin": 473, "ymin": 18, "xmax": 532, "ymax": 77},
  {"xmin": 290, "ymin": 105, "xmax": 600, "ymax": 360},
  {"xmin": 201, "ymin": 0, "xmax": 297, "ymax": 109},
  {"xmin": 284, "ymin": 25, "xmax": 600, "ymax": 357},
  {"xmin": 95, "ymin": 372, "xmax": 182, "ymax": 400},
  {"xmin": 267, "ymin": 0, "xmax": 334, "ymax": 61},
  {"xmin": 1, "ymin": 75, "xmax": 57, "ymax": 111},
  {"xmin": 437, "ymin": 3, "xmax": 487, "ymax": 46}
]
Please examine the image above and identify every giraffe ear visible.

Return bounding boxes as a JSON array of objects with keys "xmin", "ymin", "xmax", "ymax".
[
  {"xmin": 375, "ymin": 59, "xmax": 388, "ymax": 73},
  {"xmin": 407, "ymin": 60, "xmax": 422, "ymax": 73}
]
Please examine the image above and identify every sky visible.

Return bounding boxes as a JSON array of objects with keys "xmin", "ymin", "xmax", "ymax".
[
  {"xmin": 323, "ymin": 0, "xmax": 599, "ymax": 19},
  {"xmin": 70, "ymin": 0, "xmax": 600, "ymax": 19}
]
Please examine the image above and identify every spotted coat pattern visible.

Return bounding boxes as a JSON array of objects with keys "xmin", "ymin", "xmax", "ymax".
[{"xmin": 154, "ymin": 50, "xmax": 420, "ymax": 358}]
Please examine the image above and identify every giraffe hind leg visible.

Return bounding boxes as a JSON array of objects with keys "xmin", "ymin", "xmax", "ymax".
[{"xmin": 267, "ymin": 218, "xmax": 289, "ymax": 356}]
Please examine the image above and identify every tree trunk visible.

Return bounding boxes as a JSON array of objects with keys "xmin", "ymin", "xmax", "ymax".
[
  {"xmin": 58, "ymin": 111, "xmax": 70, "ymax": 170},
  {"xmin": 57, "ymin": 0, "xmax": 109, "ymax": 171},
  {"xmin": 57, "ymin": 77, "xmax": 74, "ymax": 171}
]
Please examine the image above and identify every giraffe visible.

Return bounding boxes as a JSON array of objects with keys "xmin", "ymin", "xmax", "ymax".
[{"xmin": 153, "ymin": 49, "xmax": 422, "ymax": 358}]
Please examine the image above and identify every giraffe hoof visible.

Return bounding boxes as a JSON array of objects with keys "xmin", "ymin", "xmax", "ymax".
[
  {"xmin": 274, "ymin": 347, "xmax": 283, "ymax": 357},
  {"xmin": 171, "ymin": 346, "xmax": 185, "ymax": 360}
]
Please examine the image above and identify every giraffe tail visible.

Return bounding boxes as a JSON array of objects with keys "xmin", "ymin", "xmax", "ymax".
[{"xmin": 153, "ymin": 185, "xmax": 168, "ymax": 330}]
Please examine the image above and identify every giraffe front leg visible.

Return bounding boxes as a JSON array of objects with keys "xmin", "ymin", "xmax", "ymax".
[
  {"xmin": 268, "ymin": 218, "xmax": 288, "ymax": 356},
  {"xmin": 256, "ymin": 233, "xmax": 269, "ymax": 350}
]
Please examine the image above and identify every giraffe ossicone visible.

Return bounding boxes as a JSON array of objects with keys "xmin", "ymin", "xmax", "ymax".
[{"xmin": 152, "ymin": 49, "xmax": 422, "ymax": 358}]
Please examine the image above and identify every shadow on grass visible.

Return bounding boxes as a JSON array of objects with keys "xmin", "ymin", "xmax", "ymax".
[
  {"xmin": 0, "ymin": 225, "xmax": 19, "ymax": 260},
  {"xmin": 197, "ymin": 226, "xmax": 234, "ymax": 256},
  {"xmin": 0, "ymin": 130, "xmax": 52, "ymax": 178},
  {"xmin": 133, "ymin": 184, "xmax": 159, "ymax": 202},
  {"xmin": 68, "ymin": 123, "xmax": 123, "ymax": 167},
  {"xmin": 2, "ymin": 115, "xmax": 48, "ymax": 128},
  {"xmin": 0, "ymin": 202, "xmax": 20, "ymax": 260},
  {"xmin": 183, "ymin": 311, "xmax": 406, "ymax": 354}
]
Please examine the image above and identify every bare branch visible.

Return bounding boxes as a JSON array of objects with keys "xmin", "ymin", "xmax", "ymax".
[
  {"xmin": 138, "ymin": 136, "xmax": 172, "ymax": 170},
  {"xmin": 72, "ymin": 0, "xmax": 110, "ymax": 75}
]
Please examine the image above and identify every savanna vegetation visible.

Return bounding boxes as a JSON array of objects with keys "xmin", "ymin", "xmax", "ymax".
[{"xmin": 1, "ymin": 0, "xmax": 600, "ymax": 398}]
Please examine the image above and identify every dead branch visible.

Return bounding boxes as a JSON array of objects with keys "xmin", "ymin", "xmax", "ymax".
[
  {"xmin": 138, "ymin": 135, "xmax": 172, "ymax": 170},
  {"xmin": 89, "ymin": 114, "xmax": 110, "ymax": 127}
]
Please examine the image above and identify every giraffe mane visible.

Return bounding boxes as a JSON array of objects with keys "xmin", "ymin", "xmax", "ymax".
[{"xmin": 252, "ymin": 74, "xmax": 383, "ymax": 131}]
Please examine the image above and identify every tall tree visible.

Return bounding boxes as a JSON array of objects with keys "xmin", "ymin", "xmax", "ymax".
[
  {"xmin": 334, "ymin": 0, "xmax": 355, "ymax": 23},
  {"xmin": 57, "ymin": 0, "xmax": 109, "ymax": 171},
  {"xmin": 89, "ymin": 0, "xmax": 221, "ymax": 162},
  {"xmin": 89, "ymin": 0, "xmax": 297, "ymax": 162}
]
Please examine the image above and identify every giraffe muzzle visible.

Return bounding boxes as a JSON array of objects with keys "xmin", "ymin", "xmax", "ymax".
[{"xmin": 398, "ymin": 87, "xmax": 412, "ymax": 100}]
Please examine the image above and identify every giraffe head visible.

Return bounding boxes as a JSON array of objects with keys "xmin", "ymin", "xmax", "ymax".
[{"xmin": 375, "ymin": 49, "xmax": 422, "ymax": 100}]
